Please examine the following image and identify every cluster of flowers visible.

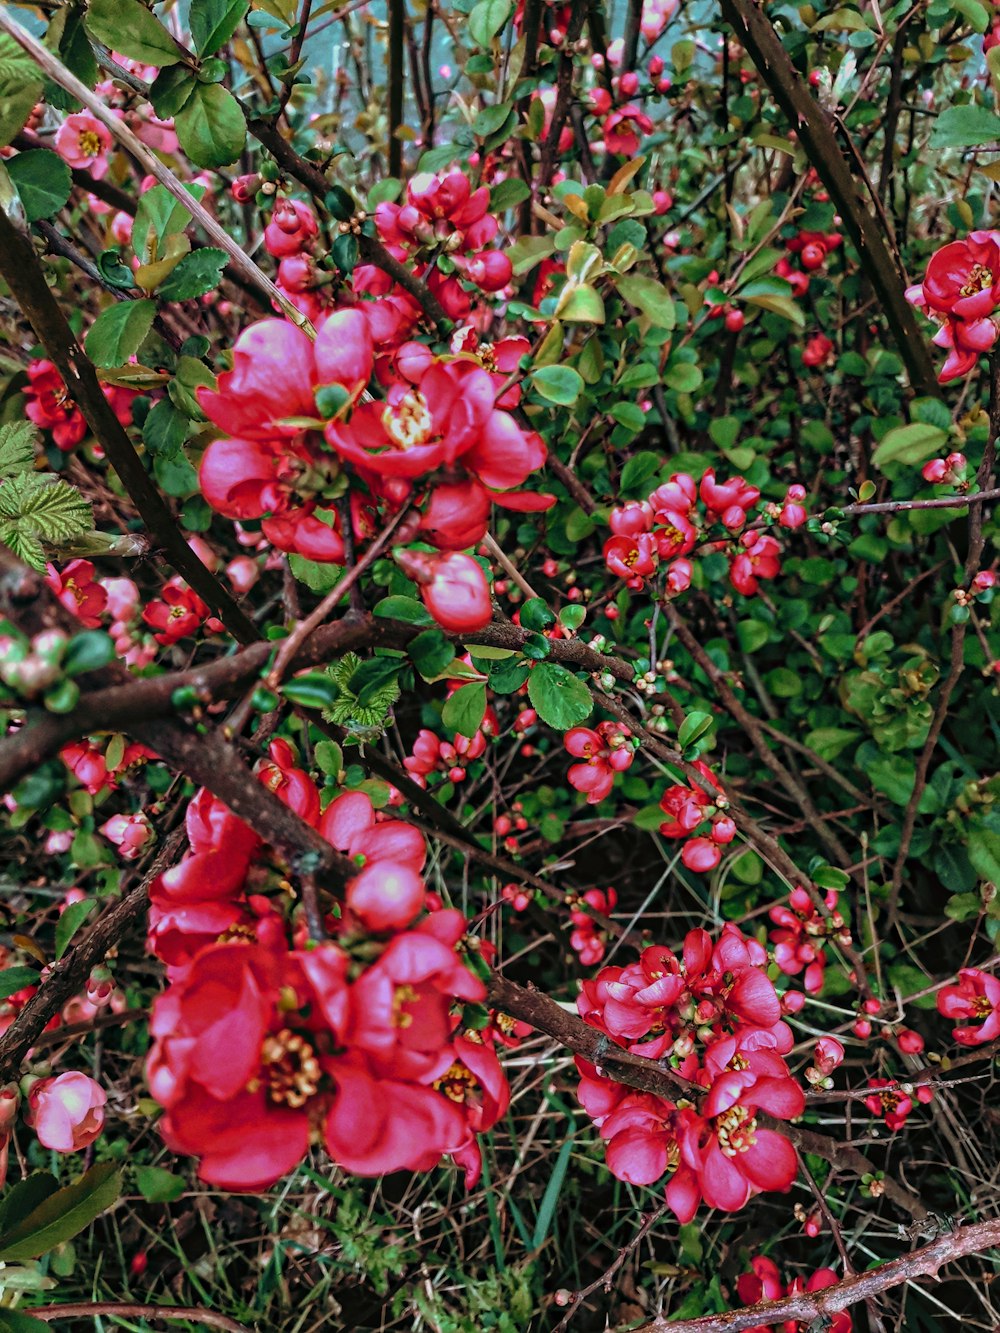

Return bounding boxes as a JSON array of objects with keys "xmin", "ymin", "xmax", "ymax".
[
  {"xmin": 564, "ymin": 720, "xmax": 635, "ymax": 804},
  {"xmin": 769, "ymin": 886, "xmax": 851, "ymax": 995},
  {"xmin": 907, "ymin": 231, "xmax": 1000, "ymax": 383},
  {"xmin": 574, "ymin": 925, "xmax": 805, "ymax": 1220},
  {"xmin": 372, "ymin": 171, "xmax": 513, "ymax": 317},
  {"xmin": 658, "ymin": 760, "xmax": 734, "ymax": 873},
  {"xmin": 23, "ymin": 358, "xmax": 135, "ymax": 453},
  {"xmin": 603, "ymin": 469, "xmax": 806, "ymax": 600},
  {"xmin": 196, "ymin": 291, "xmax": 552, "ymax": 631},
  {"xmin": 568, "ymin": 887, "xmax": 618, "ymax": 966},
  {"xmin": 736, "ymin": 1256, "xmax": 852, "ymax": 1333},
  {"xmin": 145, "ymin": 740, "xmax": 514, "ymax": 1189}
]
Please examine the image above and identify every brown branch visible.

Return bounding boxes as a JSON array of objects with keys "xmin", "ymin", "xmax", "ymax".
[
  {"xmin": 632, "ymin": 1217, "xmax": 1000, "ymax": 1332},
  {"xmin": 836, "ymin": 487, "xmax": 1000, "ymax": 517},
  {"xmin": 0, "ymin": 206, "xmax": 259, "ymax": 644},
  {"xmin": 717, "ymin": 0, "xmax": 942, "ymax": 398},
  {"xmin": 25, "ymin": 1303, "xmax": 252, "ymax": 1332}
]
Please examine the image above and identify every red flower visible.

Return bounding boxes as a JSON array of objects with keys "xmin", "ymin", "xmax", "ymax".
[
  {"xmin": 565, "ymin": 722, "xmax": 633, "ymax": 804},
  {"xmin": 938, "ymin": 967, "xmax": 1000, "ymax": 1044},
  {"xmin": 45, "ymin": 560, "xmax": 107, "ymax": 627},
  {"xmin": 604, "ymin": 532, "xmax": 658, "ymax": 581},
  {"xmin": 914, "ymin": 231, "xmax": 1000, "ymax": 321},
  {"xmin": 24, "ymin": 359, "xmax": 87, "ymax": 450},
  {"xmin": 602, "ymin": 105, "xmax": 654, "ymax": 156},
  {"xmin": 396, "ymin": 549, "xmax": 493, "ymax": 634},
  {"xmin": 730, "ymin": 533, "xmax": 781, "ymax": 596},
  {"xmin": 320, "ymin": 789, "xmax": 428, "ymax": 931},
  {"xmin": 142, "ymin": 579, "xmax": 220, "ymax": 645}
]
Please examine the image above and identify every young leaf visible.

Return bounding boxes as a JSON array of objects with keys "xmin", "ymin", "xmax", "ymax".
[
  {"xmin": 84, "ymin": 0, "xmax": 187, "ymax": 65},
  {"xmin": 174, "ymin": 83, "xmax": 246, "ymax": 168},
  {"xmin": 0, "ymin": 473, "xmax": 92, "ymax": 543},
  {"xmin": 156, "ymin": 247, "xmax": 227, "ymax": 301},
  {"xmin": 54, "ymin": 896, "xmax": 95, "ymax": 959},
  {"xmin": 85, "ymin": 300, "xmax": 157, "ymax": 368},
  {"xmin": 5, "ymin": 150, "xmax": 72, "ymax": 223},
  {"xmin": 0, "ymin": 422, "xmax": 38, "ymax": 478},
  {"xmin": 0, "ymin": 35, "xmax": 43, "ymax": 149}
]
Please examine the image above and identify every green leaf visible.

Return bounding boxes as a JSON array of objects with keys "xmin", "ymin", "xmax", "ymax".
[
  {"xmin": 189, "ymin": 0, "xmax": 251, "ymax": 54},
  {"xmin": 665, "ymin": 361, "xmax": 703, "ymax": 393},
  {"xmin": 555, "ymin": 283, "xmax": 606, "ymax": 324},
  {"xmin": 55, "ymin": 896, "xmax": 95, "ymax": 959},
  {"xmin": 373, "ymin": 595, "xmax": 434, "ymax": 624},
  {"xmin": 408, "ymin": 628, "xmax": 456, "ymax": 680},
  {"xmin": 0, "ymin": 1310, "xmax": 51, "ymax": 1331},
  {"xmin": 619, "ymin": 451, "xmax": 660, "ymax": 496},
  {"xmin": 0, "ymin": 966, "xmax": 41, "ymax": 1000},
  {"xmin": 527, "ymin": 662, "xmax": 592, "ymax": 730},
  {"xmin": 64, "ymin": 630, "xmax": 116, "ymax": 676},
  {"xmin": 871, "ymin": 422, "xmax": 947, "ymax": 471},
  {"xmin": 157, "ymin": 247, "xmax": 227, "ymax": 301},
  {"xmin": 0, "ymin": 1176, "xmax": 58, "ymax": 1241},
  {"xmin": 0, "ymin": 35, "xmax": 43, "ymax": 149},
  {"xmin": 48, "ymin": 1, "xmax": 98, "ymax": 88},
  {"xmin": 968, "ymin": 826, "xmax": 1000, "ymax": 885},
  {"xmin": 85, "ymin": 300, "xmax": 156, "ymax": 369},
  {"xmin": 6, "ymin": 151, "xmax": 72, "ymax": 223},
  {"xmin": 520, "ymin": 598, "xmax": 555, "ymax": 631},
  {"xmin": 0, "ymin": 474, "xmax": 92, "ymax": 543},
  {"xmin": 441, "ymin": 682, "xmax": 487, "ymax": 738},
  {"xmin": 930, "ymin": 104, "xmax": 1000, "ymax": 148},
  {"xmin": 281, "ymin": 671, "xmax": 342, "ymax": 709},
  {"xmin": 678, "ymin": 710, "xmax": 713, "ymax": 749},
  {"xmin": 531, "ymin": 365, "xmax": 584, "ymax": 406},
  {"xmin": 617, "ymin": 273, "xmax": 676, "ymax": 329},
  {"xmin": 0, "ymin": 1163, "xmax": 121, "ymax": 1262},
  {"xmin": 132, "ymin": 183, "xmax": 205, "ymax": 267},
  {"xmin": 0, "ymin": 422, "xmax": 38, "ymax": 478},
  {"xmin": 745, "ymin": 293, "xmax": 805, "ymax": 326},
  {"xmin": 0, "ymin": 523, "xmax": 45, "ymax": 572},
  {"xmin": 148, "ymin": 64, "xmax": 198, "ymax": 119},
  {"xmin": 134, "ymin": 1165, "xmax": 186, "ymax": 1203},
  {"xmin": 490, "ymin": 178, "xmax": 530, "ymax": 211},
  {"xmin": 288, "ymin": 555, "xmax": 344, "ymax": 593},
  {"xmin": 174, "ymin": 83, "xmax": 247, "ymax": 168},
  {"xmin": 143, "ymin": 399, "xmax": 190, "ymax": 456},
  {"xmin": 468, "ymin": 0, "xmax": 512, "ymax": 46},
  {"xmin": 84, "ymin": 0, "xmax": 187, "ymax": 65}
]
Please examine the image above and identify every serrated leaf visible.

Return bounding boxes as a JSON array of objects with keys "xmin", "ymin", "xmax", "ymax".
[
  {"xmin": 6, "ymin": 151, "xmax": 72, "ymax": 223},
  {"xmin": 0, "ymin": 1162, "xmax": 121, "ymax": 1262},
  {"xmin": 190, "ymin": 0, "xmax": 251, "ymax": 54},
  {"xmin": 148, "ymin": 64, "xmax": 198, "ymax": 119},
  {"xmin": 85, "ymin": 300, "xmax": 157, "ymax": 369},
  {"xmin": 143, "ymin": 399, "xmax": 190, "ymax": 456},
  {"xmin": 0, "ymin": 34, "xmax": 43, "ymax": 149},
  {"xmin": 0, "ymin": 422, "xmax": 38, "ymax": 478},
  {"xmin": 0, "ymin": 523, "xmax": 46, "ymax": 572},
  {"xmin": 288, "ymin": 555, "xmax": 344, "ymax": 593},
  {"xmin": 174, "ymin": 83, "xmax": 246, "ymax": 168},
  {"xmin": 0, "ymin": 473, "xmax": 92, "ymax": 542},
  {"xmin": 930, "ymin": 104, "xmax": 1000, "ymax": 149},
  {"xmin": 55, "ymin": 896, "xmax": 95, "ymax": 959},
  {"xmin": 157, "ymin": 247, "xmax": 228, "ymax": 301},
  {"xmin": 527, "ymin": 662, "xmax": 592, "ymax": 730},
  {"xmin": 441, "ymin": 681, "xmax": 487, "ymax": 738},
  {"xmin": 132, "ymin": 183, "xmax": 206, "ymax": 267},
  {"xmin": 85, "ymin": 0, "xmax": 186, "ymax": 64}
]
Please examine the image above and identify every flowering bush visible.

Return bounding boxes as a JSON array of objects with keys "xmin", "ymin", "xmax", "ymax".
[{"xmin": 0, "ymin": 0, "xmax": 998, "ymax": 1327}]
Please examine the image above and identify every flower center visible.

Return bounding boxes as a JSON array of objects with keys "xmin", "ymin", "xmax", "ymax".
[
  {"xmin": 260, "ymin": 1028, "xmax": 321, "ymax": 1108},
  {"xmin": 477, "ymin": 343, "xmax": 498, "ymax": 372},
  {"xmin": 382, "ymin": 389, "xmax": 432, "ymax": 450},
  {"xmin": 960, "ymin": 263, "xmax": 994, "ymax": 298},
  {"xmin": 78, "ymin": 130, "xmax": 103, "ymax": 157},
  {"xmin": 715, "ymin": 1104, "xmax": 757, "ymax": 1157},
  {"xmin": 392, "ymin": 983, "xmax": 417, "ymax": 1028},
  {"xmin": 973, "ymin": 994, "xmax": 993, "ymax": 1017},
  {"xmin": 433, "ymin": 1061, "xmax": 476, "ymax": 1104}
]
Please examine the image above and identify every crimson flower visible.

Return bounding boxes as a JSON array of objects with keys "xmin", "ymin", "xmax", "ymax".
[
  {"xmin": 142, "ymin": 579, "xmax": 221, "ymax": 645},
  {"xmin": 45, "ymin": 560, "xmax": 107, "ymax": 628},
  {"xmin": 320, "ymin": 789, "xmax": 428, "ymax": 931},
  {"xmin": 24, "ymin": 360, "xmax": 87, "ymax": 450}
]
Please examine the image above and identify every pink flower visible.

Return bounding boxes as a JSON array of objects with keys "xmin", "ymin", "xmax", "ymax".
[
  {"xmin": 27, "ymin": 1072, "xmax": 106, "ymax": 1151},
  {"xmin": 100, "ymin": 811, "xmax": 153, "ymax": 860},
  {"xmin": 938, "ymin": 967, "xmax": 1000, "ymax": 1044},
  {"xmin": 395, "ymin": 549, "xmax": 493, "ymax": 634},
  {"xmin": 54, "ymin": 113, "xmax": 112, "ymax": 177},
  {"xmin": 45, "ymin": 560, "xmax": 107, "ymax": 628},
  {"xmin": 320, "ymin": 789, "xmax": 428, "ymax": 931},
  {"xmin": 602, "ymin": 105, "xmax": 654, "ymax": 156}
]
